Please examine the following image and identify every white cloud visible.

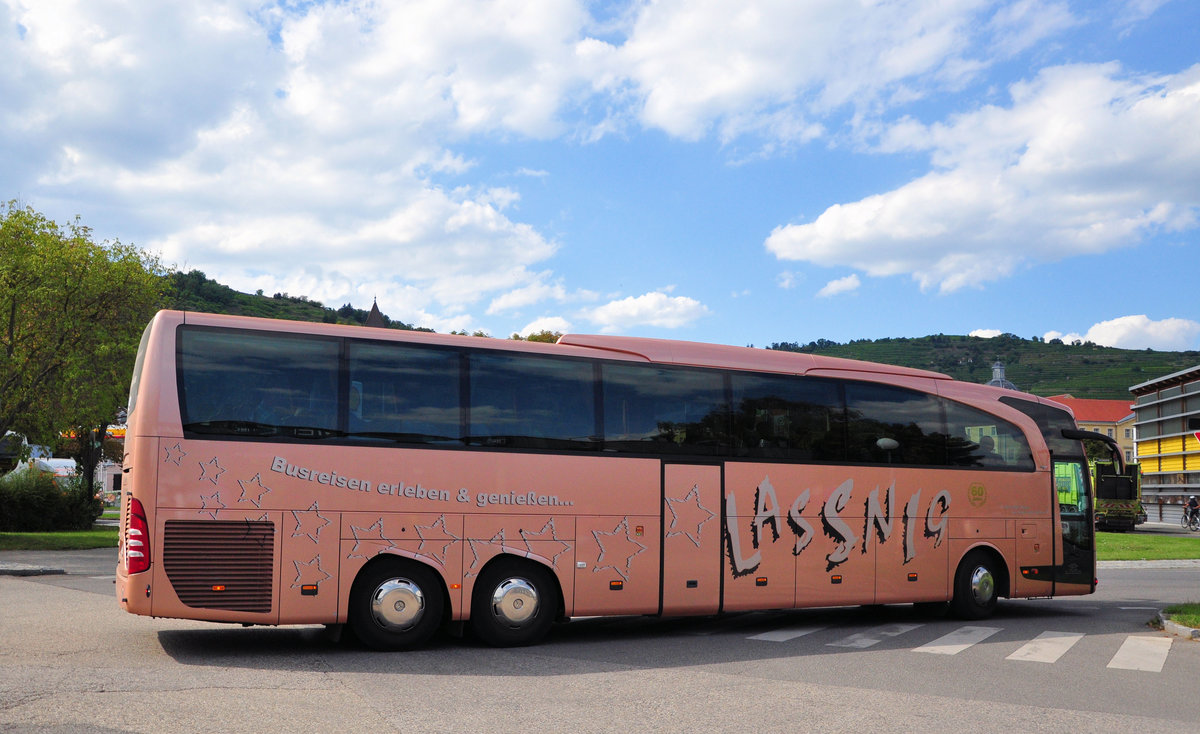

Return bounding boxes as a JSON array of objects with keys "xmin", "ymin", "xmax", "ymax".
[
  {"xmin": 1, "ymin": 0, "xmax": 591, "ymax": 332},
  {"xmin": 816, "ymin": 273, "xmax": 861, "ymax": 298},
  {"xmin": 487, "ymin": 275, "xmax": 568, "ymax": 315},
  {"xmin": 583, "ymin": 291, "xmax": 711, "ymax": 333},
  {"xmin": 517, "ymin": 316, "xmax": 572, "ymax": 337},
  {"xmin": 766, "ymin": 62, "xmax": 1200, "ymax": 293},
  {"xmin": 970, "ymin": 329, "xmax": 1003, "ymax": 338},
  {"xmin": 988, "ymin": 1, "xmax": 1076, "ymax": 57},
  {"xmin": 593, "ymin": 0, "xmax": 1079, "ymax": 142},
  {"xmin": 1044, "ymin": 315, "xmax": 1200, "ymax": 350},
  {"xmin": 0, "ymin": 0, "xmax": 1184, "ymax": 341}
]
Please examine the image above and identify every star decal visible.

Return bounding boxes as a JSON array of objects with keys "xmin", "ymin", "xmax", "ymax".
[
  {"xmin": 465, "ymin": 529, "xmax": 507, "ymax": 578},
  {"xmin": 665, "ymin": 484, "xmax": 716, "ymax": 549},
  {"xmin": 347, "ymin": 518, "xmax": 395, "ymax": 559},
  {"xmin": 292, "ymin": 501, "xmax": 331, "ymax": 543},
  {"xmin": 592, "ymin": 517, "xmax": 648, "ymax": 582},
  {"xmin": 236, "ymin": 473, "xmax": 272, "ymax": 508},
  {"xmin": 198, "ymin": 456, "xmax": 226, "ymax": 485},
  {"xmin": 292, "ymin": 555, "xmax": 333, "ymax": 588},
  {"xmin": 163, "ymin": 442, "xmax": 187, "ymax": 466},
  {"xmin": 520, "ymin": 519, "xmax": 572, "ymax": 568},
  {"xmin": 239, "ymin": 517, "xmax": 272, "ymax": 549},
  {"xmin": 414, "ymin": 515, "xmax": 460, "ymax": 567},
  {"xmin": 198, "ymin": 491, "xmax": 226, "ymax": 520}
]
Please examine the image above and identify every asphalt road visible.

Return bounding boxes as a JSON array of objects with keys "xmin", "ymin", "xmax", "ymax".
[{"xmin": 1, "ymin": 539, "xmax": 1199, "ymax": 734}]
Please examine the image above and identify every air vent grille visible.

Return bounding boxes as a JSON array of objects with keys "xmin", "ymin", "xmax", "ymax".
[{"xmin": 163, "ymin": 520, "xmax": 275, "ymax": 613}]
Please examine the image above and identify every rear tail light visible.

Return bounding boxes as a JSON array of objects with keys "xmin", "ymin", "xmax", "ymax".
[{"xmin": 125, "ymin": 497, "xmax": 150, "ymax": 575}]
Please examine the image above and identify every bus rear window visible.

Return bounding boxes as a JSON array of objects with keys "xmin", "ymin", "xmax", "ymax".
[
  {"xmin": 178, "ymin": 327, "xmax": 340, "ymax": 439},
  {"xmin": 127, "ymin": 321, "xmax": 155, "ymax": 416}
]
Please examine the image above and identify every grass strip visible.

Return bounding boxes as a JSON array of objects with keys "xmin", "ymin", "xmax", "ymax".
[
  {"xmin": 1096, "ymin": 531, "xmax": 1200, "ymax": 561},
  {"xmin": 0, "ymin": 526, "xmax": 119, "ymax": 551},
  {"xmin": 1163, "ymin": 603, "xmax": 1200, "ymax": 628}
]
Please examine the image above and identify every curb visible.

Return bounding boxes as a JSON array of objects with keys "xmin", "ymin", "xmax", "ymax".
[
  {"xmin": 0, "ymin": 563, "xmax": 65, "ymax": 577},
  {"xmin": 1159, "ymin": 611, "xmax": 1200, "ymax": 640}
]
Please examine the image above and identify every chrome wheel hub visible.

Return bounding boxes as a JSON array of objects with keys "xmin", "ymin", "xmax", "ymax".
[
  {"xmin": 370, "ymin": 578, "xmax": 425, "ymax": 631},
  {"xmin": 490, "ymin": 577, "xmax": 539, "ymax": 627},
  {"xmin": 969, "ymin": 565, "xmax": 995, "ymax": 606}
]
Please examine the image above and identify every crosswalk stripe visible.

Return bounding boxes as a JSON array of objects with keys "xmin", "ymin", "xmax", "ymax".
[
  {"xmin": 828, "ymin": 623, "xmax": 924, "ymax": 649},
  {"xmin": 1107, "ymin": 636, "xmax": 1172, "ymax": 672},
  {"xmin": 913, "ymin": 625, "xmax": 1000, "ymax": 655},
  {"xmin": 748, "ymin": 626, "xmax": 826, "ymax": 642},
  {"xmin": 737, "ymin": 621, "xmax": 1179, "ymax": 675},
  {"xmin": 1006, "ymin": 631, "xmax": 1084, "ymax": 663}
]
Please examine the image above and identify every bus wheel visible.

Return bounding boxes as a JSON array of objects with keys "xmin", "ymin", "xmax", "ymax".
[
  {"xmin": 348, "ymin": 560, "xmax": 444, "ymax": 651},
  {"xmin": 950, "ymin": 550, "xmax": 1000, "ymax": 620},
  {"xmin": 471, "ymin": 558, "xmax": 556, "ymax": 647}
]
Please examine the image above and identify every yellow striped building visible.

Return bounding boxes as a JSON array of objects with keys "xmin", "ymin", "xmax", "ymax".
[{"xmin": 1131, "ymin": 365, "xmax": 1200, "ymax": 505}]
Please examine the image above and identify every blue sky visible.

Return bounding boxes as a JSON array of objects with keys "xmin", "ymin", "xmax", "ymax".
[{"xmin": 3, "ymin": 0, "xmax": 1199, "ymax": 350}]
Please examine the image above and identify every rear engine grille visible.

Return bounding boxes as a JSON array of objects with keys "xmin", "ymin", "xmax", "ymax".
[{"xmin": 163, "ymin": 520, "xmax": 275, "ymax": 613}]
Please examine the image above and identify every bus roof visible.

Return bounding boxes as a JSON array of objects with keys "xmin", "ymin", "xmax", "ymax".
[
  {"xmin": 165, "ymin": 310, "xmax": 950, "ymax": 381},
  {"xmin": 557, "ymin": 334, "xmax": 950, "ymax": 380}
]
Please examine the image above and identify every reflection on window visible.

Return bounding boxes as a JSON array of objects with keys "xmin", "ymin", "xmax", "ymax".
[
  {"xmin": 844, "ymin": 382, "xmax": 944, "ymax": 465},
  {"xmin": 469, "ymin": 352, "xmax": 597, "ymax": 450},
  {"xmin": 731, "ymin": 374, "xmax": 844, "ymax": 461},
  {"xmin": 944, "ymin": 400, "xmax": 1034, "ymax": 470},
  {"xmin": 348, "ymin": 342, "xmax": 462, "ymax": 444},
  {"xmin": 179, "ymin": 328, "xmax": 339, "ymax": 438},
  {"xmin": 602, "ymin": 364, "xmax": 727, "ymax": 455}
]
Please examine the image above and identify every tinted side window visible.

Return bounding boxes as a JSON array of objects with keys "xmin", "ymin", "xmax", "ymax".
[
  {"xmin": 1001, "ymin": 397, "xmax": 1085, "ymax": 459},
  {"xmin": 844, "ymin": 382, "xmax": 944, "ymax": 465},
  {"xmin": 944, "ymin": 400, "xmax": 1035, "ymax": 470},
  {"xmin": 468, "ymin": 352, "xmax": 597, "ymax": 450},
  {"xmin": 179, "ymin": 328, "xmax": 339, "ymax": 437},
  {"xmin": 602, "ymin": 363, "xmax": 728, "ymax": 455},
  {"xmin": 347, "ymin": 342, "xmax": 462, "ymax": 444},
  {"xmin": 731, "ymin": 373, "xmax": 844, "ymax": 461}
]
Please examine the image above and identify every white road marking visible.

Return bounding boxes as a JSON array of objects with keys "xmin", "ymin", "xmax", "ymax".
[
  {"xmin": 828, "ymin": 623, "xmax": 924, "ymax": 649},
  {"xmin": 748, "ymin": 626, "xmax": 826, "ymax": 642},
  {"xmin": 913, "ymin": 625, "xmax": 1001, "ymax": 655},
  {"xmin": 1107, "ymin": 636, "xmax": 1172, "ymax": 672},
  {"xmin": 1006, "ymin": 631, "xmax": 1084, "ymax": 663}
]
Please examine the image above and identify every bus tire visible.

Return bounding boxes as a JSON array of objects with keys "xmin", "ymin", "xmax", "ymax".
[
  {"xmin": 470, "ymin": 558, "xmax": 557, "ymax": 647},
  {"xmin": 348, "ymin": 559, "xmax": 444, "ymax": 651},
  {"xmin": 950, "ymin": 549, "xmax": 1000, "ymax": 620}
]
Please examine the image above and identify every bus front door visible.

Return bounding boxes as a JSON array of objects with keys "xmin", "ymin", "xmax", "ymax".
[
  {"xmin": 661, "ymin": 463, "xmax": 722, "ymax": 615},
  {"xmin": 1053, "ymin": 459, "xmax": 1095, "ymax": 591}
]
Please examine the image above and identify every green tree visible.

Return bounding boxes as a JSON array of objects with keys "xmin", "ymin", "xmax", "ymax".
[
  {"xmin": 0, "ymin": 202, "xmax": 165, "ymax": 499},
  {"xmin": 509, "ymin": 330, "xmax": 563, "ymax": 343}
]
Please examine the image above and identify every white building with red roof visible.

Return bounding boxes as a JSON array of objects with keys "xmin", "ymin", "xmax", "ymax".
[{"xmin": 1047, "ymin": 394, "xmax": 1136, "ymax": 464}]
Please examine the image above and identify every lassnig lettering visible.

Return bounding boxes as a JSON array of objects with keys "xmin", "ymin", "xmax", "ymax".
[{"xmin": 724, "ymin": 477, "xmax": 951, "ymax": 576}]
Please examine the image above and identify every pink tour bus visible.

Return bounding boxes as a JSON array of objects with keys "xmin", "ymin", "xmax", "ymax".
[{"xmin": 116, "ymin": 310, "xmax": 1110, "ymax": 650}]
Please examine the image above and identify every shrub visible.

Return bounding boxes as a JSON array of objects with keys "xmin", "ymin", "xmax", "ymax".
[{"xmin": 0, "ymin": 470, "xmax": 102, "ymax": 531}]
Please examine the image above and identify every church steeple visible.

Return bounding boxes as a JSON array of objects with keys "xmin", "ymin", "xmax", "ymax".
[{"xmin": 364, "ymin": 298, "xmax": 386, "ymax": 328}]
